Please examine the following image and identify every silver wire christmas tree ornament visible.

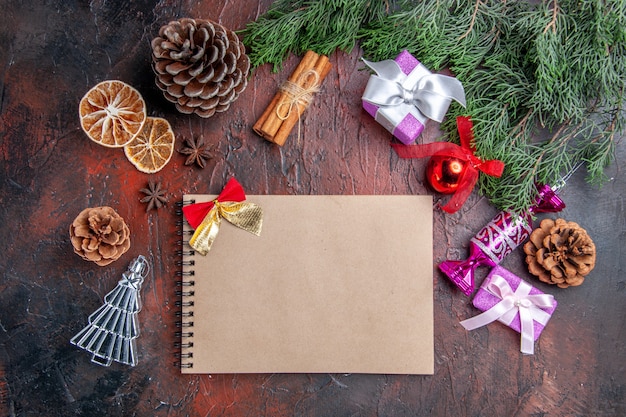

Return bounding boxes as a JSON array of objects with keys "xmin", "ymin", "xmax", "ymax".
[{"xmin": 71, "ymin": 255, "xmax": 150, "ymax": 367}]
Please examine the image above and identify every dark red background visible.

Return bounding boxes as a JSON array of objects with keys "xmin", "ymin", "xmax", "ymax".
[{"xmin": 1, "ymin": 1, "xmax": 624, "ymax": 416}]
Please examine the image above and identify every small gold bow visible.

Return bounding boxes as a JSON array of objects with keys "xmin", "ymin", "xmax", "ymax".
[
  {"xmin": 189, "ymin": 200, "xmax": 263, "ymax": 256},
  {"xmin": 183, "ymin": 178, "xmax": 263, "ymax": 255}
]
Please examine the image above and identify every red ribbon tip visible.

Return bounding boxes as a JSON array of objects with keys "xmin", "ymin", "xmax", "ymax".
[
  {"xmin": 456, "ymin": 115, "xmax": 475, "ymax": 151},
  {"xmin": 182, "ymin": 178, "xmax": 247, "ymax": 229}
]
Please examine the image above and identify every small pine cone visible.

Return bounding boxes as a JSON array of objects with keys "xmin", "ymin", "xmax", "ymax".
[
  {"xmin": 69, "ymin": 206, "xmax": 131, "ymax": 266},
  {"xmin": 523, "ymin": 218, "xmax": 596, "ymax": 288},
  {"xmin": 151, "ymin": 18, "xmax": 250, "ymax": 118}
]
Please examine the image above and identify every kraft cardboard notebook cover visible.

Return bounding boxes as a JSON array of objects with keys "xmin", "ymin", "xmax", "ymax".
[{"xmin": 179, "ymin": 194, "xmax": 433, "ymax": 374}]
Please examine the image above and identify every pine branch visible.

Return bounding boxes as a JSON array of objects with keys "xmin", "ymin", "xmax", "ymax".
[
  {"xmin": 543, "ymin": 0, "xmax": 559, "ymax": 34},
  {"xmin": 242, "ymin": 0, "xmax": 626, "ymax": 212},
  {"xmin": 459, "ymin": 0, "xmax": 485, "ymax": 41},
  {"xmin": 240, "ymin": 0, "xmax": 388, "ymax": 71}
]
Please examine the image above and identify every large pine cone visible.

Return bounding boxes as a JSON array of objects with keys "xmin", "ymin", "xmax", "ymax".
[
  {"xmin": 151, "ymin": 18, "xmax": 250, "ymax": 118},
  {"xmin": 523, "ymin": 218, "xmax": 596, "ymax": 288},
  {"xmin": 69, "ymin": 206, "xmax": 131, "ymax": 266}
]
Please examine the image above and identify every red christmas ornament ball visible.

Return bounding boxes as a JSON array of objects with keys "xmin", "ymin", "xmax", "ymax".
[{"xmin": 426, "ymin": 155, "xmax": 468, "ymax": 194}]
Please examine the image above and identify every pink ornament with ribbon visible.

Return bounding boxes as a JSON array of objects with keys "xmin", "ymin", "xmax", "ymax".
[
  {"xmin": 438, "ymin": 183, "xmax": 566, "ymax": 296},
  {"xmin": 362, "ymin": 50, "xmax": 466, "ymax": 144},
  {"xmin": 460, "ymin": 266, "xmax": 557, "ymax": 355}
]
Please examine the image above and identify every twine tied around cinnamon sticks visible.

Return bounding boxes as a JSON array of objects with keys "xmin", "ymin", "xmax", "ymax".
[
  {"xmin": 276, "ymin": 70, "xmax": 320, "ymax": 121},
  {"xmin": 253, "ymin": 50, "xmax": 332, "ymax": 146}
]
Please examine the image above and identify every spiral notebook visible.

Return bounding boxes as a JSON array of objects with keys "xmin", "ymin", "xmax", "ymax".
[{"xmin": 177, "ymin": 194, "xmax": 433, "ymax": 374}]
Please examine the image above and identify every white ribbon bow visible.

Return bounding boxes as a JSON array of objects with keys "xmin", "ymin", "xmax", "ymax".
[
  {"xmin": 362, "ymin": 58, "xmax": 466, "ymax": 127},
  {"xmin": 460, "ymin": 275, "xmax": 555, "ymax": 354}
]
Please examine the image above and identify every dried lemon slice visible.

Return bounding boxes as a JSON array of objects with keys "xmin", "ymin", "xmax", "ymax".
[
  {"xmin": 124, "ymin": 117, "xmax": 175, "ymax": 173},
  {"xmin": 79, "ymin": 80, "xmax": 147, "ymax": 148}
]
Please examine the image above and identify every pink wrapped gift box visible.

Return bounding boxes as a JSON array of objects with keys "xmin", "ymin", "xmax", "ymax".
[
  {"xmin": 472, "ymin": 265, "xmax": 557, "ymax": 339},
  {"xmin": 362, "ymin": 50, "xmax": 466, "ymax": 145},
  {"xmin": 362, "ymin": 51, "xmax": 427, "ymax": 144},
  {"xmin": 461, "ymin": 265, "xmax": 557, "ymax": 354}
]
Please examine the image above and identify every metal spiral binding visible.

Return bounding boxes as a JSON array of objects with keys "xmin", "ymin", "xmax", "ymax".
[
  {"xmin": 175, "ymin": 198, "xmax": 196, "ymax": 370},
  {"xmin": 175, "ymin": 289, "xmax": 195, "ymax": 297},
  {"xmin": 175, "ymin": 299, "xmax": 195, "ymax": 308}
]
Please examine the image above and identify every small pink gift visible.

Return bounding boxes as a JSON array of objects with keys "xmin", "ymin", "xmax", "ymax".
[
  {"xmin": 362, "ymin": 50, "xmax": 466, "ymax": 144},
  {"xmin": 460, "ymin": 265, "xmax": 557, "ymax": 354}
]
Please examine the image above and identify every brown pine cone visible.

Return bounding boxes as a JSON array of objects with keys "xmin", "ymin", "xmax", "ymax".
[
  {"xmin": 151, "ymin": 18, "xmax": 250, "ymax": 118},
  {"xmin": 69, "ymin": 207, "xmax": 131, "ymax": 266},
  {"xmin": 523, "ymin": 218, "xmax": 596, "ymax": 288}
]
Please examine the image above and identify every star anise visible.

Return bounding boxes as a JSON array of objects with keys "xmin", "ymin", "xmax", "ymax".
[
  {"xmin": 140, "ymin": 180, "xmax": 168, "ymax": 211},
  {"xmin": 178, "ymin": 136, "xmax": 213, "ymax": 168}
]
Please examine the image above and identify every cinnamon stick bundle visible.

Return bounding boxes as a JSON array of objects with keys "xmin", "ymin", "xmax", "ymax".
[{"xmin": 253, "ymin": 50, "xmax": 332, "ymax": 146}]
